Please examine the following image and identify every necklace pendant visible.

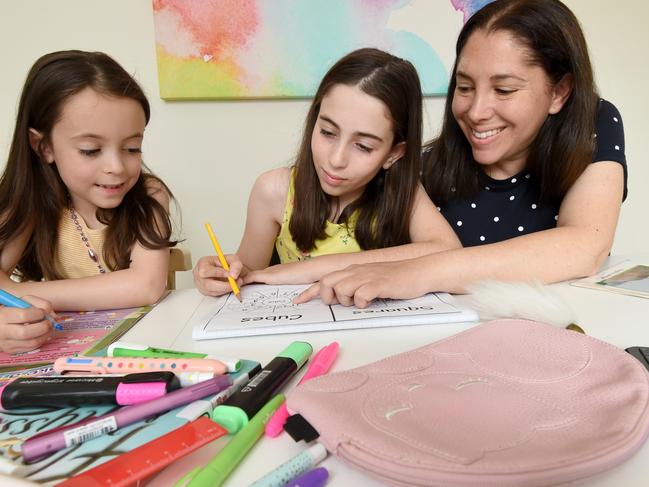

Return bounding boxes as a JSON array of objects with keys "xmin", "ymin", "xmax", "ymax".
[{"xmin": 70, "ymin": 203, "xmax": 107, "ymax": 274}]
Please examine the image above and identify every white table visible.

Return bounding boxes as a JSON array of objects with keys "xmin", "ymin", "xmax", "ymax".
[{"xmin": 121, "ymin": 255, "xmax": 649, "ymax": 487}]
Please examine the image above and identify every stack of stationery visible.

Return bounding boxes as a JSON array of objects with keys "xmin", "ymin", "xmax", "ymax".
[
  {"xmin": 0, "ymin": 359, "xmax": 260, "ymax": 483},
  {"xmin": 1, "ymin": 339, "xmax": 331, "ymax": 486},
  {"xmin": 22, "ymin": 375, "xmax": 233, "ymax": 463}
]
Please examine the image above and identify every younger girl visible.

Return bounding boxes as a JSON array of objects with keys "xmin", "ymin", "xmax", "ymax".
[
  {"xmin": 194, "ymin": 48, "xmax": 460, "ymax": 296},
  {"xmin": 0, "ymin": 50, "xmax": 176, "ymax": 311}
]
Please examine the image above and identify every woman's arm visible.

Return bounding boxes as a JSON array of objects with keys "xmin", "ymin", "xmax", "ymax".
[
  {"xmin": 0, "ymin": 183, "xmax": 173, "ymax": 311},
  {"xmin": 193, "ymin": 167, "xmax": 288, "ymax": 296},
  {"xmin": 244, "ymin": 184, "xmax": 462, "ymax": 285},
  {"xmin": 297, "ymin": 161, "xmax": 624, "ymax": 307}
]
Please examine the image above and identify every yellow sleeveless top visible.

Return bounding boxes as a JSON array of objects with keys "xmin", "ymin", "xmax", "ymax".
[
  {"xmin": 275, "ymin": 170, "xmax": 362, "ymax": 263},
  {"xmin": 54, "ymin": 210, "xmax": 109, "ymax": 278}
]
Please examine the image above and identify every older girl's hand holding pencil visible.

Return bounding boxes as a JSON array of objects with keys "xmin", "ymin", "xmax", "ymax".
[
  {"xmin": 0, "ymin": 295, "xmax": 55, "ymax": 354},
  {"xmin": 193, "ymin": 223, "xmax": 243, "ymax": 300},
  {"xmin": 193, "ymin": 254, "xmax": 245, "ymax": 298}
]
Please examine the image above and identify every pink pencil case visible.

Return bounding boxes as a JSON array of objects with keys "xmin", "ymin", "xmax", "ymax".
[{"xmin": 287, "ymin": 319, "xmax": 649, "ymax": 486}]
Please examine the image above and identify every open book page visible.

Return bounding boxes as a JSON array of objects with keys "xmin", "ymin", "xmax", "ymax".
[
  {"xmin": 191, "ymin": 284, "xmax": 477, "ymax": 339},
  {"xmin": 571, "ymin": 260, "xmax": 649, "ymax": 299}
]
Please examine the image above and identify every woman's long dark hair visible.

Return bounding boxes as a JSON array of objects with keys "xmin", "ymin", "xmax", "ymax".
[
  {"xmin": 290, "ymin": 48, "xmax": 423, "ymax": 252},
  {"xmin": 423, "ymin": 0, "xmax": 598, "ymax": 205},
  {"xmin": 0, "ymin": 50, "xmax": 176, "ymax": 280}
]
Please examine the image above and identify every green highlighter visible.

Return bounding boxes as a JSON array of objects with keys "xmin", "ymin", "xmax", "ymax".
[
  {"xmin": 184, "ymin": 394, "xmax": 285, "ymax": 487},
  {"xmin": 211, "ymin": 341, "xmax": 312, "ymax": 434}
]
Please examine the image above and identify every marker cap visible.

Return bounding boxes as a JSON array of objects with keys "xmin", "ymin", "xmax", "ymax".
[
  {"xmin": 115, "ymin": 382, "xmax": 169, "ymax": 405},
  {"xmin": 278, "ymin": 342, "xmax": 312, "ymax": 370},
  {"xmin": 211, "ymin": 404, "xmax": 249, "ymax": 434},
  {"xmin": 284, "ymin": 467, "xmax": 329, "ymax": 487},
  {"xmin": 106, "ymin": 341, "xmax": 147, "ymax": 356}
]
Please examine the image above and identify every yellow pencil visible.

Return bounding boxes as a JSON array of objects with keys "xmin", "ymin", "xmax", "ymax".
[{"xmin": 204, "ymin": 222, "xmax": 242, "ymax": 302}]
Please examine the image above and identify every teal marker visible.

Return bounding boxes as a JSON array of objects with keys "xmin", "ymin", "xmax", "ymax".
[
  {"xmin": 106, "ymin": 341, "xmax": 241, "ymax": 372},
  {"xmin": 0, "ymin": 289, "xmax": 62, "ymax": 331},
  {"xmin": 211, "ymin": 342, "xmax": 312, "ymax": 434},
  {"xmin": 183, "ymin": 394, "xmax": 285, "ymax": 487}
]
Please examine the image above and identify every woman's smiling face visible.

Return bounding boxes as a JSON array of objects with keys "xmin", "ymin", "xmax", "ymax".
[{"xmin": 452, "ymin": 29, "xmax": 568, "ymax": 179}]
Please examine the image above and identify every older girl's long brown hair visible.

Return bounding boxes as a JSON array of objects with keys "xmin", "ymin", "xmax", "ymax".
[
  {"xmin": 423, "ymin": 0, "xmax": 598, "ymax": 206},
  {"xmin": 290, "ymin": 48, "xmax": 423, "ymax": 253},
  {"xmin": 0, "ymin": 50, "xmax": 176, "ymax": 281}
]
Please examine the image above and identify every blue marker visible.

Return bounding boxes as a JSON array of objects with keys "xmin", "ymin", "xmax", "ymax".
[{"xmin": 0, "ymin": 289, "xmax": 63, "ymax": 330}]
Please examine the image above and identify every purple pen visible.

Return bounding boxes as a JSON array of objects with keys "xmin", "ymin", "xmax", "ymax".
[
  {"xmin": 21, "ymin": 375, "xmax": 232, "ymax": 463},
  {"xmin": 284, "ymin": 467, "xmax": 329, "ymax": 487}
]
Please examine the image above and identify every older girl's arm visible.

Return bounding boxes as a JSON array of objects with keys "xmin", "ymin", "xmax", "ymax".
[
  {"xmin": 244, "ymin": 184, "xmax": 461, "ymax": 285},
  {"xmin": 193, "ymin": 167, "xmax": 288, "ymax": 296}
]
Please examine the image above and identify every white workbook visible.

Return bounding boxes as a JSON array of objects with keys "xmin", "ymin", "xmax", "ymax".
[{"xmin": 191, "ymin": 284, "xmax": 478, "ymax": 340}]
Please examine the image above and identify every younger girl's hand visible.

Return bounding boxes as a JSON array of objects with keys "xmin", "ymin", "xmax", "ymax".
[
  {"xmin": 0, "ymin": 295, "xmax": 55, "ymax": 354},
  {"xmin": 193, "ymin": 254, "xmax": 245, "ymax": 297}
]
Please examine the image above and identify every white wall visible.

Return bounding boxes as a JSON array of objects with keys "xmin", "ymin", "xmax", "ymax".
[{"xmin": 1, "ymin": 1, "xmax": 647, "ymax": 289}]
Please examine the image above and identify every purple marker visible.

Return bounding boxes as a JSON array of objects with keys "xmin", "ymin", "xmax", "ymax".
[
  {"xmin": 21, "ymin": 375, "xmax": 232, "ymax": 463},
  {"xmin": 284, "ymin": 467, "xmax": 329, "ymax": 487}
]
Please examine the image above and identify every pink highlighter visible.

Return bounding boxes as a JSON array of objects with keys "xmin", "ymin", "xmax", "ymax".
[{"xmin": 265, "ymin": 341, "xmax": 339, "ymax": 437}]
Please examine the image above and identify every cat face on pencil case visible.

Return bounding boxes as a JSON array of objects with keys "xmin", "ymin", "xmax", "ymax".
[{"xmin": 287, "ymin": 318, "xmax": 649, "ymax": 486}]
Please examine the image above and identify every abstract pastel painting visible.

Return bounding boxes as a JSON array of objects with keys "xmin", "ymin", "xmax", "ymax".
[{"xmin": 153, "ymin": 0, "xmax": 493, "ymax": 99}]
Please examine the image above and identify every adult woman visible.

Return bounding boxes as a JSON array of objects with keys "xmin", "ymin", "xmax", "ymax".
[{"xmin": 294, "ymin": 0, "xmax": 627, "ymax": 307}]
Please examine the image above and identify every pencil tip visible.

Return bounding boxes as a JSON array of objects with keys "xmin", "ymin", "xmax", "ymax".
[{"xmin": 236, "ymin": 293, "xmax": 242, "ymax": 302}]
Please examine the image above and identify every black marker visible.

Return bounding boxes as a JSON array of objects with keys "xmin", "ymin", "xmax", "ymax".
[
  {"xmin": 211, "ymin": 341, "xmax": 312, "ymax": 433},
  {"xmin": 0, "ymin": 372, "xmax": 180, "ymax": 410}
]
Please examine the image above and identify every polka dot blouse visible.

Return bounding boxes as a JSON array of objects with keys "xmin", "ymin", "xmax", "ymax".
[{"xmin": 437, "ymin": 99, "xmax": 627, "ymax": 247}]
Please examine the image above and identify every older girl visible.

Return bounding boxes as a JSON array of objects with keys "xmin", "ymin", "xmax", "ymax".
[{"xmin": 194, "ymin": 48, "xmax": 460, "ymax": 296}]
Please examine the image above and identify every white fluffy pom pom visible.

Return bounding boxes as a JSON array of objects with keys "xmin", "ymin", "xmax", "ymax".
[{"xmin": 466, "ymin": 280, "xmax": 576, "ymax": 328}]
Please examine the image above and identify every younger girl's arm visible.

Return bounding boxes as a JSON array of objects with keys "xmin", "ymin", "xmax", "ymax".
[
  {"xmin": 0, "ymin": 183, "xmax": 172, "ymax": 311},
  {"xmin": 297, "ymin": 161, "xmax": 624, "ymax": 307},
  {"xmin": 244, "ymin": 183, "xmax": 461, "ymax": 285},
  {"xmin": 193, "ymin": 167, "xmax": 288, "ymax": 296}
]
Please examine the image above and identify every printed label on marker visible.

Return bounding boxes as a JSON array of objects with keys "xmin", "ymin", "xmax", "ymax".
[
  {"xmin": 241, "ymin": 370, "xmax": 271, "ymax": 392},
  {"xmin": 63, "ymin": 417, "xmax": 117, "ymax": 447}
]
